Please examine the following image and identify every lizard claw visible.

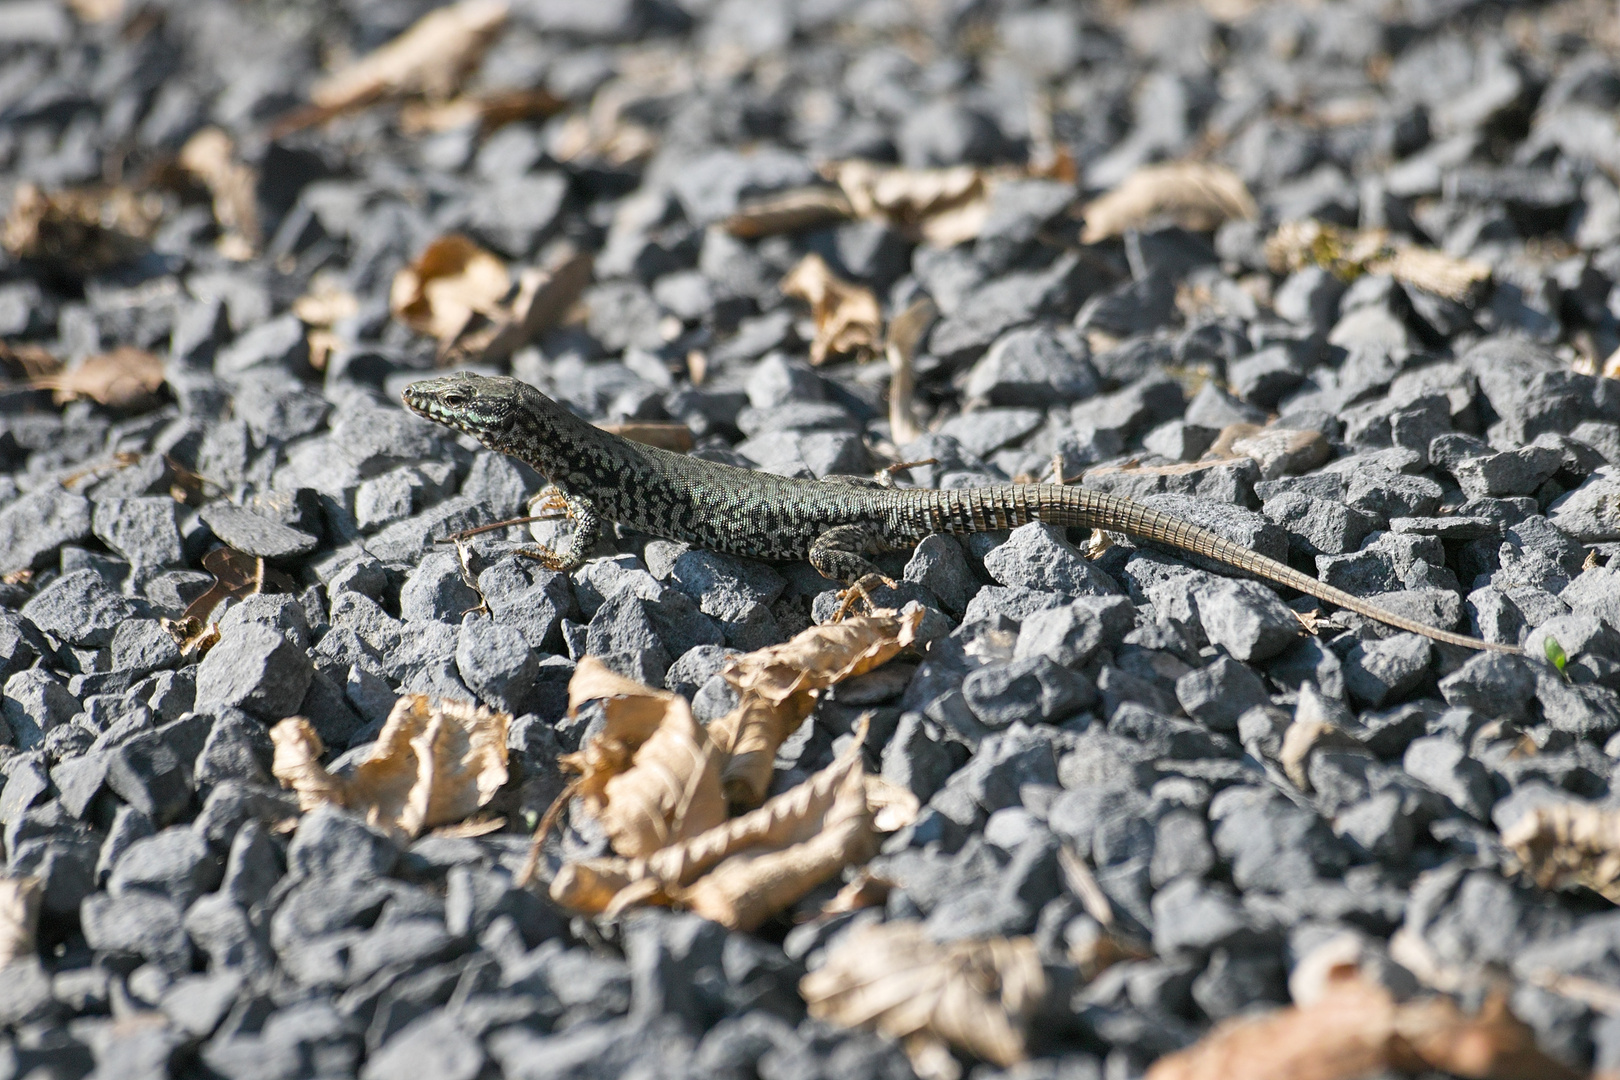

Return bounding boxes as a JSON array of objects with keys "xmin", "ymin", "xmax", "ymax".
[{"xmin": 830, "ymin": 572, "xmax": 898, "ymax": 621}]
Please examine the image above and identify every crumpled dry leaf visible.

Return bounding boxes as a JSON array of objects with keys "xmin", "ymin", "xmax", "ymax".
[
  {"xmin": 781, "ymin": 253, "xmax": 883, "ymax": 365},
  {"xmin": 2, "ymin": 182, "xmax": 161, "ymax": 275},
  {"xmin": 1080, "ymin": 161, "xmax": 1257, "ymax": 243},
  {"xmin": 66, "ymin": 0, "xmax": 124, "ymax": 21},
  {"xmin": 0, "ymin": 877, "xmax": 42, "ymax": 968},
  {"xmin": 551, "ymin": 723, "xmax": 881, "ymax": 930},
  {"xmin": 561, "ymin": 656, "xmax": 727, "ymax": 858},
  {"xmin": 277, "ymin": 0, "xmax": 509, "ymax": 134},
  {"xmin": 468, "ymin": 249, "xmax": 594, "ymax": 365},
  {"xmin": 704, "ymin": 688, "xmax": 814, "ymax": 810},
  {"xmin": 1145, "ymin": 961, "xmax": 1581, "ymax": 1080},
  {"xmin": 293, "ymin": 274, "xmax": 361, "ymax": 372},
  {"xmin": 0, "ymin": 342, "xmax": 60, "ymax": 381},
  {"xmin": 177, "ymin": 127, "xmax": 260, "ymax": 257},
  {"xmin": 885, "ymin": 295, "xmax": 935, "ymax": 445},
  {"xmin": 30, "ymin": 346, "xmax": 165, "ymax": 411},
  {"xmin": 862, "ymin": 774, "xmax": 920, "ymax": 833},
  {"xmin": 293, "ymin": 275, "xmax": 360, "ymax": 329},
  {"xmin": 1503, "ymin": 802, "xmax": 1620, "ymax": 903},
  {"xmin": 708, "ymin": 606, "xmax": 924, "ymax": 807},
  {"xmin": 827, "ymin": 160, "xmax": 994, "ymax": 247},
  {"xmin": 271, "ymin": 695, "xmax": 509, "ymax": 840},
  {"xmin": 390, "ymin": 234, "xmax": 511, "ymax": 349},
  {"xmin": 1266, "ymin": 219, "xmax": 1491, "ymax": 302},
  {"xmin": 802, "ymin": 920, "xmax": 1047, "ymax": 1073},
  {"xmin": 167, "ymin": 546, "xmax": 263, "ymax": 631},
  {"xmin": 678, "ymin": 759, "xmax": 872, "ymax": 930},
  {"xmin": 726, "ymin": 606, "xmax": 926, "ymax": 707},
  {"xmin": 549, "ymin": 109, "xmax": 659, "ymax": 170}
]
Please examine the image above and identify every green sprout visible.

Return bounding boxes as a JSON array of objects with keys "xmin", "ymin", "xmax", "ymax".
[{"xmin": 1543, "ymin": 635, "xmax": 1568, "ymax": 674}]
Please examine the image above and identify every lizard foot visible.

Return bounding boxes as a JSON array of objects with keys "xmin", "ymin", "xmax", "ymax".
[
  {"xmin": 512, "ymin": 543, "xmax": 577, "ymax": 572},
  {"xmin": 831, "ymin": 572, "xmax": 897, "ymax": 621}
]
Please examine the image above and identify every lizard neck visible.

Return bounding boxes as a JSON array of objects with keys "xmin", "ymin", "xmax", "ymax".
[{"xmin": 497, "ymin": 383, "xmax": 628, "ymax": 487}]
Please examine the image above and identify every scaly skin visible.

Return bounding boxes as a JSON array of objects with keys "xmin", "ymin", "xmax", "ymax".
[{"xmin": 404, "ymin": 372, "xmax": 1521, "ymax": 653}]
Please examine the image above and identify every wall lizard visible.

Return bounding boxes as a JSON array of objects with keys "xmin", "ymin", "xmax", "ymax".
[{"xmin": 404, "ymin": 372, "xmax": 1520, "ymax": 654}]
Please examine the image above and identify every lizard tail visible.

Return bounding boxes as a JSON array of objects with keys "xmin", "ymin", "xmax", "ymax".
[{"xmin": 1027, "ymin": 485, "xmax": 1523, "ymax": 655}]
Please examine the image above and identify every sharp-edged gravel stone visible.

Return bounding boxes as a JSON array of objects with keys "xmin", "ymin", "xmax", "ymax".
[{"xmin": 4, "ymin": 0, "xmax": 1619, "ymax": 1071}]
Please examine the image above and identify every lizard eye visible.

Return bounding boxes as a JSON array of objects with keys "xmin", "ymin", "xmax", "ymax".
[{"xmin": 440, "ymin": 388, "xmax": 469, "ymax": 409}]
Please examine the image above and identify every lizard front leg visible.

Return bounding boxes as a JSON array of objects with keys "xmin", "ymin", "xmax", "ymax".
[
  {"xmin": 808, "ymin": 524, "xmax": 896, "ymax": 619},
  {"xmin": 515, "ymin": 487, "xmax": 601, "ymax": 572}
]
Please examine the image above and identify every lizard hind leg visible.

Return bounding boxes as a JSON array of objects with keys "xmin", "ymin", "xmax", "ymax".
[
  {"xmin": 513, "ymin": 488, "xmax": 602, "ymax": 572},
  {"xmin": 809, "ymin": 524, "xmax": 897, "ymax": 620}
]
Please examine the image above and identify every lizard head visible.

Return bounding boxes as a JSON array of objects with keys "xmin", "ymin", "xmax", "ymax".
[{"xmin": 402, "ymin": 372, "xmax": 520, "ymax": 447}]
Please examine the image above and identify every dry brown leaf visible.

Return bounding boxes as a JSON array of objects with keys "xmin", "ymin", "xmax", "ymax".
[
  {"xmin": 1600, "ymin": 345, "xmax": 1620, "ymax": 381},
  {"xmin": 724, "ymin": 187, "xmax": 855, "ymax": 239},
  {"xmin": 711, "ymin": 607, "xmax": 923, "ymax": 807},
  {"xmin": 706, "ymin": 691, "xmax": 816, "ymax": 809},
  {"xmin": 1265, "ymin": 219, "xmax": 1491, "ymax": 302},
  {"xmin": 827, "ymin": 160, "xmax": 993, "ymax": 248},
  {"xmin": 1503, "ymin": 803, "xmax": 1620, "ymax": 903},
  {"xmin": 399, "ymin": 88, "xmax": 566, "ymax": 135},
  {"xmin": 562, "ymin": 656, "xmax": 727, "ymax": 858},
  {"xmin": 2, "ymin": 182, "xmax": 160, "ymax": 275},
  {"xmin": 1395, "ymin": 991, "xmax": 1584, "ymax": 1080},
  {"xmin": 0, "ymin": 342, "xmax": 61, "ymax": 381},
  {"xmin": 725, "ymin": 606, "xmax": 926, "ymax": 707},
  {"xmin": 66, "ymin": 0, "xmax": 125, "ymax": 21},
  {"xmin": 780, "ymin": 253, "xmax": 884, "ymax": 366},
  {"xmin": 472, "ymin": 249, "xmax": 594, "ymax": 364},
  {"xmin": 0, "ymin": 877, "xmax": 42, "ymax": 968},
  {"xmin": 279, "ymin": 0, "xmax": 509, "ymax": 133},
  {"xmin": 30, "ymin": 346, "xmax": 165, "ymax": 411},
  {"xmin": 181, "ymin": 546, "xmax": 264, "ymax": 625},
  {"xmin": 271, "ymin": 695, "xmax": 509, "ymax": 840},
  {"xmin": 294, "ymin": 277, "xmax": 360, "ymax": 372},
  {"xmin": 293, "ymin": 275, "xmax": 360, "ymax": 328},
  {"xmin": 886, "ymin": 295, "xmax": 935, "ymax": 445},
  {"xmin": 551, "ymin": 722, "xmax": 893, "ymax": 928},
  {"xmin": 1080, "ymin": 161, "xmax": 1257, "ymax": 243},
  {"xmin": 390, "ymin": 234, "xmax": 511, "ymax": 348},
  {"xmin": 802, "ymin": 920, "xmax": 1046, "ymax": 1071},
  {"xmin": 862, "ymin": 774, "xmax": 921, "ymax": 833},
  {"xmin": 1146, "ymin": 967, "xmax": 1401, "ymax": 1080},
  {"xmin": 677, "ymin": 761, "xmax": 873, "ymax": 930},
  {"xmin": 1145, "ymin": 963, "xmax": 1581, "ymax": 1080},
  {"xmin": 549, "ymin": 110, "xmax": 659, "ymax": 169},
  {"xmin": 177, "ymin": 127, "xmax": 261, "ymax": 256}
]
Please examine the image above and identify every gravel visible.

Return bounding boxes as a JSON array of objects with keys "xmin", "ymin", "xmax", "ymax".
[{"xmin": 3, "ymin": 0, "xmax": 1620, "ymax": 1076}]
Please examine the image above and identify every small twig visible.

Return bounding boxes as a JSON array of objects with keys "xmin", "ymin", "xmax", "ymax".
[
  {"xmin": 1530, "ymin": 969, "xmax": 1620, "ymax": 1016},
  {"xmin": 444, "ymin": 511, "xmax": 560, "ymax": 544},
  {"xmin": 517, "ymin": 777, "xmax": 581, "ymax": 890},
  {"xmin": 873, "ymin": 457, "xmax": 937, "ymax": 488},
  {"xmin": 1058, "ymin": 845, "xmax": 1115, "ymax": 928}
]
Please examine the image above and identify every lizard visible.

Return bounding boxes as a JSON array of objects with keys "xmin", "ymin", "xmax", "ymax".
[{"xmin": 403, "ymin": 371, "xmax": 1521, "ymax": 654}]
